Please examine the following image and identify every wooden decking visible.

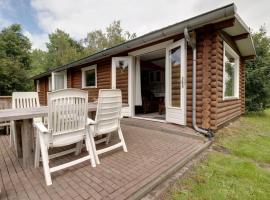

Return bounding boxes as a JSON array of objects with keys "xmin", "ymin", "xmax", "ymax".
[{"xmin": 0, "ymin": 123, "xmax": 209, "ymax": 200}]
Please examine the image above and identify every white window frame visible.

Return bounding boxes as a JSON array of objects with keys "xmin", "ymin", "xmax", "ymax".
[
  {"xmin": 51, "ymin": 70, "xmax": 67, "ymax": 91},
  {"xmin": 81, "ymin": 65, "xmax": 97, "ymax": 88},
  {"xmin": 36, "ymin": 80, "xmax": 40, "ymax": 92},
  {"xmin": 48, "ymin": 76, "xmax": 52, "ymax": 91},
  {"xmin": 223, "ymin": 41, "xmax": 240, "ymax": 100}
]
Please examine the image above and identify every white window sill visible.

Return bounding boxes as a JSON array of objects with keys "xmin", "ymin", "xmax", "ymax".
[{"xmin": 223, "ymin": 97, "xmax": 240, "ymax": 101}]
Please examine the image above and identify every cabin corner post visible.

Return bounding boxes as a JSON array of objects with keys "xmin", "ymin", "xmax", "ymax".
[{"xmin": 240, "ymin": 58, "xmax": 245, "ymax": 114}]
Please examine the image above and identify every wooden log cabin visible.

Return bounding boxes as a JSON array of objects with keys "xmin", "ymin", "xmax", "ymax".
[{"xmin": 32, "ymin": 4, "xmax": 255, "ymax": 132}]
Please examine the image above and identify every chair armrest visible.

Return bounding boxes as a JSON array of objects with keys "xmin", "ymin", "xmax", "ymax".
[
  {"xmin": 87, "ymin": 118, "xmax": 96, "ymax": 125},
  {"xmin": 34, "ymin": 122, "xmax": 49, "ymax": 133}
]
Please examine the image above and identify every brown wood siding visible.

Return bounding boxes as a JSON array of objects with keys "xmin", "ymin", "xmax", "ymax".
[
  {"xmin": 211, "ymin": 31, "xmax": 245, "ymax": 129},
  {"xmin": 186, "ymin": 28, "xmax": 245, "ymax": 130},
  {"xmin": 116, "ymin": 67, "xmax": 128, "ymax": 104},
  {"xmin": 35, "ymin": 26, "xmax": 245, "ymax": 129},
  {"xmin": 68, "ymin": 58, "xmax": 112, "ymax": 102},
  {"xmin": 38, "ymin": 77, "xmax": 48, "ymax": 106}
]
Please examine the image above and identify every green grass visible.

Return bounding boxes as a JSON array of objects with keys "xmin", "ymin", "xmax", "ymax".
[{"xmin": 167, "ymin": 109, "xmax": 270, "ymax": 200}]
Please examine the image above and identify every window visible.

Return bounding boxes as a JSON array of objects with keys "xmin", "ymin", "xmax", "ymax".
[
  {"xmin": 223, "ymin": 42, "xmax": 240, "ymax": 100},
  {"xmin": 36, "ymin": 80, "xmax": 40, "ymax": 92},
  {"xmin": 48, "ymin": 76, "xmax": 52, "ymax": 91},
  {"xmin": 50, "ymin": 71, "xmax": 67, "ymax": 91},
  {"xmin": 169, "ymin": 45, "xmax": 181, "ymax": 107},
  {"xmin": 81, "ymin": 65, "xmax": 97, "ymax": 88}
]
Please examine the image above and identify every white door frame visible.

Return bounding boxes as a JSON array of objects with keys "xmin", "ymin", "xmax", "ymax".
[
  {"xmin": 165, "ymin": 39, "xmax": 187, "ymax": 125},
  {"xmin": 128, "ymin": 40, "xmax": 173, "ymax": 121},
  {"xmin": 111, "ymin": 56, "xmax": 134, "ymax": 117}
]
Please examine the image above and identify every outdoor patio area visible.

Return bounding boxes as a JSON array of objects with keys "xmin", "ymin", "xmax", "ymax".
[{"xmin": 0, "ymin": 121, "xmax": 210, "ymax": 200}]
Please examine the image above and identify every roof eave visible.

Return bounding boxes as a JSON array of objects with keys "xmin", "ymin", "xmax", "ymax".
[{"xmin": 32, "ymin": 3, "xmax": 239, "ymax": 80}]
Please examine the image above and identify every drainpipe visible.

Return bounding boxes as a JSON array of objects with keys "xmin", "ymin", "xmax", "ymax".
[{"xmin": 184, "ymin": 28, "xmax": 214, "ymax": 138}]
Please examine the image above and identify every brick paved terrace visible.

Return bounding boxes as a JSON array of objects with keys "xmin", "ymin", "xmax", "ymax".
[{"xmin": 0, "ymin": 121, "xmax": 210, "ymax": 200}]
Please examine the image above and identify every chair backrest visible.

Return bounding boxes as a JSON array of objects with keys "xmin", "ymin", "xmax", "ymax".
[
  {"xmin": 94, "ymin": 89, "xmax": 122, "ymax": 135},
  {"xmin": 47, "ymin": 89, "xmax": 88, "ymax": 137},
  {"xmin": 12, "ymin": 92, "xmax": 40, "ymax": 109}
]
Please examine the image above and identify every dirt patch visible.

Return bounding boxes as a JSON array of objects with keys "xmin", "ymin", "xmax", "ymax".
[
  {"xmin": 258, "ymin": 162, "xmax": 270, "ymax": 171},
  {"xmin": 212, "ymin": 145, "xmax": 231, "ymax": 154}
]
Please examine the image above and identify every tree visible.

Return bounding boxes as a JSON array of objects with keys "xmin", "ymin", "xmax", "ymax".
[
  {"xmin": 245, "ymin": 26, "xmax": 270, "ymax": 111},
  {"xmin": 30, "ymin": 49, "xmax": 48, "ymax": 76},
  {"xmin": 46, "ymin": 29, "xmax": 84, "ymax": 69},
  {"xmin": 83, "ymin": 20, "xmax": 136, "ymax": 55},
  {"xmin": 0, "ymin": 24, "xmax": 32, "ymax": 95}
]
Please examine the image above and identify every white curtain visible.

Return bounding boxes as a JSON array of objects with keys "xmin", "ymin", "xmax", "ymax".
[
  {"xmin": 54, "ymin": 73, "xmax": 65, "ymax": 90},
  {"xmin": 135, "ymin": 56, "xmax": 142, "ymax": 106}
]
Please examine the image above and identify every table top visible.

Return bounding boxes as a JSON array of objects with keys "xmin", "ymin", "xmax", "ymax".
[{"xmin": 0, "ymin": 102, "xmax": 103, "ymax": 122}]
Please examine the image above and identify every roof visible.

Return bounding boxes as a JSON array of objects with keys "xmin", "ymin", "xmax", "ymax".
[{"xmin": 32, "ymin": 3, "xmax": 256, "ymax": 80}]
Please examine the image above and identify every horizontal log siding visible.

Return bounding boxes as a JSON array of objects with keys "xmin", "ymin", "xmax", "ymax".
[
  {"xmin": 68, "ymin": 58, "xmax": 112, "ymax": 102},
  {"xmin": 35, "ymin": 29, "xmax": 245, "ymax": 129},
  {"xmin": 38, "ymin": 77, "xmax": 48, "ymax": 106},
  {"xmin": 186, "ymin": 29, "xmax": 245, "ymax": 130},
  {"xmin": 186, "ymin": 30, "xmax": 213, "ymax": 129},
  {"xmin": 116, "ymin": 68, "xmax": 128, "ymax": 104},
  {"xmin": 215, "ymin": 32, "xmax": 245, "ymax": 128}
]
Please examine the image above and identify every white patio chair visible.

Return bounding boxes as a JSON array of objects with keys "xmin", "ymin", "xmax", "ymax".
[
  {"xmin": 11, "ymin": 92, "xmax": 41, "ymax": 149},
  {"xmin": 33, "ymin": 89, "xmax": 96, "ymax": 186},
  {"xmin": 0, "ymin": 99, "xmax": 11, "ymax": 135},
  {"xmin": 88, "ymin": 89, "xmax": 127, "ymax": 165}
]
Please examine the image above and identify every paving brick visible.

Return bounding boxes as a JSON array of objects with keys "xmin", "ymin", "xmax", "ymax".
[{"xmin": 0, "ymin": 123, "xmax": 205, "ymax": 200}]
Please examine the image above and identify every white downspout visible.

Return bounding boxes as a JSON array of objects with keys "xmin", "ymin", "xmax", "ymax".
[{"xmin": 184, "ymin": 28, "xmax": 213, "ymax": 138}]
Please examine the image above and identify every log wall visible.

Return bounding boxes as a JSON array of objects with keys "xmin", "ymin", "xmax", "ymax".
[
  {"xmin": 36, "ymin": 27, "xmax": 245, "ymax": 130},
  {"xmin": 68, "ymin": 58, "xmax": 112, "ymax": 102}
]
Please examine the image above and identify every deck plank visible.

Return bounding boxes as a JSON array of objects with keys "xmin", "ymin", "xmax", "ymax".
[{"xmin": 0, "ymin": 124, "xmax": 208, "ymax": 199}]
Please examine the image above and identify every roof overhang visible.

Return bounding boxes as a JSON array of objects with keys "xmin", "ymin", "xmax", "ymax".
[
  {"xmin": 32, "ymin": 3, "xmax": 255, "ymax": 80},
  {"xmin": 223, "ymin": 13, "xmax": 255, "ymax": 58}
]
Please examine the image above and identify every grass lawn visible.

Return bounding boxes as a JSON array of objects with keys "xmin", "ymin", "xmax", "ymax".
[{"xmin": 167, "ymin": 109, "xmax": 270, "ymax": 200}]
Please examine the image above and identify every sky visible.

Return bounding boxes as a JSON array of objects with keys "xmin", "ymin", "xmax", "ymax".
[{"xmin": 0, "ymin": 0, "xmax": 269, "ymax": 51}]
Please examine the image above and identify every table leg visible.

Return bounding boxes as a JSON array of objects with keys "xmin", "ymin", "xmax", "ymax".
[
  {"xmin": 15, "ymin": 121, "xmax": 22, "ymax": 158},
  {"xmin": 21, "ymin": 119, "xmax": 34, "ymax": 168}
]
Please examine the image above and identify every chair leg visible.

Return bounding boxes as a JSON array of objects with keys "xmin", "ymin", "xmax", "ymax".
[
  {"xmin": 89, "ymin": 132, "xmax": 100, "ymax": 165},
  {"xmin": 75, "ymin": 141, "xmax": 83, "ymax": 156},
  {"xmin": 39, "ymin": 134, "xmax": 52, "ymax": 186},
  {"xmin": 6, "ymin": 125, "xmax": 9, "ymax": 135},
  {"xmin": 118, "ymin": 128, "xmax": 127, "ymax": 152},
  {"xmin": 106, "ymin": 133, "xmax": 111, "ymax": 145},
  {"xmin": 34, "ymin": 132, "xmax": 40, "ymax": 168},
  {"xmin": 9, "ymin": 124, "xmax": 13, "ymax": 147},
  {"xmin": 85, "ymin": 133, "xmax": 96, "ymax": 168},
  {"xmin": 9, "ymin": 129, "xmax": 13, "ymax": 147}
]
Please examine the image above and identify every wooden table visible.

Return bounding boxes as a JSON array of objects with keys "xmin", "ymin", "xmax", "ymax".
[{"xmin": 0, "ymin": 103, "xmax": 99, "ymax": 168}]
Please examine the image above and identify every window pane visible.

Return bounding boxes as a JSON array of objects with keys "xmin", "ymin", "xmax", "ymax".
[
  {"xmin": 48, "ymin": 77, "xmax": 52, "ymax": 91},
  {"xmin": 170, "ymin": 46, "xmax": 181, "ymax": 107},
  {"xmin": 85, "ymin": 69, "xmax": 96, "ymax": 87},
  {"xmin": 224, "ymin": 51, "xmax": 236, "ymax": 97},
  {"xmin": 55, "ymin": 74, "xmax": 64, "ymax": 90},
  {"xmin": 116, "ymin": 60, "xmax": 129, "ymax": 104}
]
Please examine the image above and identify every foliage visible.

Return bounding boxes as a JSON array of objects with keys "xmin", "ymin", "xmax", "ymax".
[
  {"xmin": 29, "ymin": 49, "xmax": 48, "ymax": 75},
  {"xmin": 168, "ymin": 109, "xmax": 270, "ymax": 200},
  {"xmin": 0, "ymin": 24, "xmax": 32, "ymax": 95},
  {"xmin": 46, "ymin": 29, "xmax": 85, "ymax": 70},
  {"xmin": 83, "ymin": 20, "xmax": 136, "ymax": 55},
  {"xmin": 245, "ymin": 27, "xmax": 270, "ymax": 111},
  {"xmin": 224, "ymin": 62, "xmax": 234, "ymax": 97},
  {"xmin": 30, "ymin": 20, "xmax": 136, "ymax": 76}
]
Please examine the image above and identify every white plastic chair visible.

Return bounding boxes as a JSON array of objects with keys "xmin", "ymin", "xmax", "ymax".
[
  {"xmin": 88, "ymin": 89, "xmax": 127, "ymax": 165},
  {"xmin": 0, "ymin": 99, "xmax": 11, "ymax": 135},
  {"xmin": 11, "ymin": 92, "xmax": 41, "ymax": 149},
  {"xmin": 33, "ymin": 89, "xmax": 96, "ymax": 186}
]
